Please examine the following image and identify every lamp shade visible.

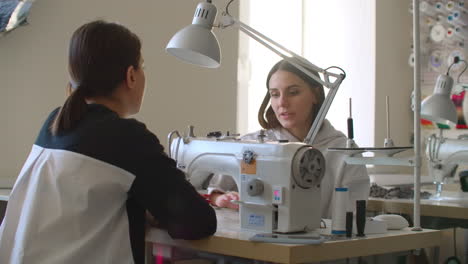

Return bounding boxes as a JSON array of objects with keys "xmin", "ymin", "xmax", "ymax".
[
  {"xmin": 165, "ymin": 1, "xmax": 221, "ymax": 68},
  {"xmin": 166, "ymin": 24, "xmax": 221, "ymax": 68},
  {"xmin": 421, "ymin": 74, "xmax": 457, "ymax": 126}
]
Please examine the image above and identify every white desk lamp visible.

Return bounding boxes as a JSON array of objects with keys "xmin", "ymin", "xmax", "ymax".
[
  {"xmin": 421, "ymin": 73, "xmax": 459, "ymax": 199},
  {"xmin": 166, "ymin": 1, "xmax": 220, "ymax": 68},
  {"xmin": 421, "ymin": 74, "xmax": 458, "ymax": 126},
  {"xmin": 166, "ymin": 0, "xmax": 345, "ymax": 145}
]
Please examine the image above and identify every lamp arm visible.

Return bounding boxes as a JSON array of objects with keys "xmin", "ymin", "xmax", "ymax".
[
  {"xmin": 305, "ymin": 83, "xmax": 342, "ymax": 144},
  {"xmin": 220, "ymin": 13, "xmax": 345, "ymax": 144},
  {"xmin": 221, "ymin": 14, "xmax": 344, "ymax": 89}
]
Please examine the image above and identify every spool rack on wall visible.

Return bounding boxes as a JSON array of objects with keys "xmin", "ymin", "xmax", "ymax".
[{"xmin": 410, "ymin": 0, "xmax": 468, "ymax": 130}]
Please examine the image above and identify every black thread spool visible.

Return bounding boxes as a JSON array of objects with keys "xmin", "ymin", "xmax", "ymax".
[
  {"xmin": 356, "ymin": 200, "xmax": 366, "ymax": 237},
  {"xmin": 345, "ymin": 212, "xmax": 353, "ymax": 238},
  {"xmin": 459, "ymin": 171, "xmax": 468, "ymax": 192}
]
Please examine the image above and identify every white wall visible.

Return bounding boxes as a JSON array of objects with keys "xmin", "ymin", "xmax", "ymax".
[
  {"xmin": 0, "ymin": 0, "xmax": 238, "ymax": 186},
  {"xmin": 374, "ymin": 0, "xmax": 413, "ymax": 173},
  {"xmin": 375, "ymin": 0, "xmax": 413, "ymax": 148}
]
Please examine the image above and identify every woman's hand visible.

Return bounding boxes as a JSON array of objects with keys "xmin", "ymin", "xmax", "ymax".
[{"xmin": 210, "ymin": 191, "xmax": 240, "ymax": 210}]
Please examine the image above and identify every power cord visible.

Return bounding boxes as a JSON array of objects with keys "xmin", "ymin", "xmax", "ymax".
[
  {"xmin": 324, "ymin": 65, "xmax": 347, "ymax": 80},
  {"xmin": 457, "ymin": 60, "xmax": 468, "ymax": 83},
  {"xmin": 447, "ymin": 57, "xmax": 468, "ymax": 83}
]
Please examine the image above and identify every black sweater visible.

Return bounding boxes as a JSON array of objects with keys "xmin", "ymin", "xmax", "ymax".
[{"xmin": 35, "ymin": 104, "xmax": 217, "ymax": 263}]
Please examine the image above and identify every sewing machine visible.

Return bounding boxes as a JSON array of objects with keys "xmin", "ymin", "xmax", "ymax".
[
  {"xmin": 426, "ymin": 133, "xmax": 468, "ymax": 197},
  {"xmin": 168, "ymin": 128, "xmax": 325, "ymax": 233}
]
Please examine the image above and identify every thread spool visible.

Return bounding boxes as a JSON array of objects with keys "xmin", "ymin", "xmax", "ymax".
[
  {"xmin": 430, "ymin": 23, "xmax": 446, "ymax": 42},
  {"xmin": 430, "ymin": 50, "xmax": 444, "ymax": 71},
  {"xmin": 456, "ymin": 1, "xmax": 468, "ymax": 12},
  {"xmin": 447, "ymin": 26, "xmax": 455, "ymax": 38},
  {"xmin": 434, "ymin": 14, "xmax": 448, "ymax": 25},
  {"xmin": 345, "ymin": 212, "xmax": 353, "ymax": 238},
  {"xmin": 420, "ymin": 1, "xmax": 437, "ymax": 16},
  {"xmin": 331, "ymin": 187, "xmax": 349, "ymax": 235},
  {"xmin": 356, "ymin": 200, "xmax": 366, "ymax": 237},
  {"xmin": 452, "ymin": 10, "xmax": 468, "ymax": 26},
  {"xmin": 447, "ymin": 1, "xmax": 456, "ymax": 12},
  {"xmin": 424, "ymin": 16, "xmax": 436, "ymax": 26},
  {"xmin": 434, "ymin": 2, "xmax": 448, "ymax": 14}
]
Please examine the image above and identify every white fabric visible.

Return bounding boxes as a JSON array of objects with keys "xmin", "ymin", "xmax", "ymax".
[
  {"xmin": 209, "ymin": 119, "xmax": 370, "ymax": 219},
  {"xmin": 0, "ymin": 145, "xmax": 135, "ymax": 264}
]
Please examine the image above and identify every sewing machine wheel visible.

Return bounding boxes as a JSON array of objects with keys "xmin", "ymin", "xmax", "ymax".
[{"xmin": 292, "ymin": 147, "xmax": 325, "ymax": 189}]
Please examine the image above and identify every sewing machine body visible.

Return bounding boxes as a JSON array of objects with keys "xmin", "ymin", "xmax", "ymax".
[
  {"xmin": 169, "ymin": 134, "xmax": 325, "ymax": 233},
  {"xmin": 426, "ymin": 134, "xmax": 468, "ymax": 195}
]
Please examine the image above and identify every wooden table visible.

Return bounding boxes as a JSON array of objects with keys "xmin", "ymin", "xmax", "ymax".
[
  {"xmin": 367, "ymin": 184, "xmax": 468, "ymax": 262},
  {"xmin": 146, "ymin": 209, "xmax": 441, "ymax": 264},
  {"xmin": 368, "ymin": 184, "xmax": 468, "ymax": 221},
  {"xmin": 368, "ymin": 195, "xmax": 468, "ymax": 220}
]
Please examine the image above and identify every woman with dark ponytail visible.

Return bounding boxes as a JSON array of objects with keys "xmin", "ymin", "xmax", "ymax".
[{"xmin": 0, "ymin": 20, "xmax": 216, "ymax": 264}]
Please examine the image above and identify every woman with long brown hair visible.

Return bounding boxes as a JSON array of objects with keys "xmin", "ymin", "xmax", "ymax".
[
  {"xmin": 208, "ymin": 59, "xmax": 369, "ymax": 219},
  {"xmin": 0, "ymin": 20, "xmax": 216, "ymax": 264}
]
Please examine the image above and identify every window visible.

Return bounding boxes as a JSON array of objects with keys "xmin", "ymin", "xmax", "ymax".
[{"xmin": 238, "ymin": 0, "xmax": 375, "ymax": 148}]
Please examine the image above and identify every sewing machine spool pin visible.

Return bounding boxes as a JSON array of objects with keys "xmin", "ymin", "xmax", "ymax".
[
  {"xmin": 346, "ymin": 98, "xmax": 357, "ymax": 148},
  {"xmin": 384, "ymin": 96, "xmax": 395, "ymax": 148},
  {"xmin": 257, "ymin": 129, "xmax": 267, "ymax": 143}
]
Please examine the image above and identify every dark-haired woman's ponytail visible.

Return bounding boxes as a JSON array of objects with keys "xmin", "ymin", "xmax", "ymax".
[{"xmin": 50, "ymin": 87, "xmax": 87, "ymax": 135}]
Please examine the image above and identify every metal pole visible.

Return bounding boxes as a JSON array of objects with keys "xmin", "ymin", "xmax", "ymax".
[{"xmin": 412, "ymin": 0, "xmax": 422, "ymax": 231}]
